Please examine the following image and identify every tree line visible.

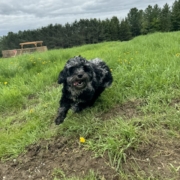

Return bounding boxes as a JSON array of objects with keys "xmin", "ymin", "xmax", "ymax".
[{"xmin": 0, "ymin": 0, "xmax": 180, "ymax": 57}]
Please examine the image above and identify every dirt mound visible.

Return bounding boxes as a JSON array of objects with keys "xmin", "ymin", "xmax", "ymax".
[
  {"xmin": 0, "ymin": 137, "xmax": 119, "ymax": 180},
  {"xmin": 123, "ymin": 134, "xmax": 180, "ymax": 179},
  {"xmin": 97, "ymin": 99, "xmax": 143, "ymax": 120},
  {"xmin": 1, "ymin": 134, "xmax": 179, "ymax": 180}
]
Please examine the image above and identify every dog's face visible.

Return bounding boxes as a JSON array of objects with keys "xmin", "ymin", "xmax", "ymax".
[
  {"xmin": 66, "ymin": 64, "xmax": 91, "ymax": 90},
  {"xmin": 58, "ymin": 56, "xmax": 93, "ymax": 90}
]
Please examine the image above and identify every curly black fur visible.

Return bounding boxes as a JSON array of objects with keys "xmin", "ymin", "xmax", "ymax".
[{"xmin": 55, "ymin": 56, "xmax": 113, "ymax": 125}]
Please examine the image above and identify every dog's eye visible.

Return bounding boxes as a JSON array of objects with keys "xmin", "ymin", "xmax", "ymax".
[
  {"xmin": 83, "ymin": 65, "xmax": 90, "ymax": 72},
  {"xmin": 68, "ymin": 67, "xmax": 75, "ymax": 74}
]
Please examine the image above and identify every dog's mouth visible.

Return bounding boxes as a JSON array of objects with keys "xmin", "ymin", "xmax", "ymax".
[
  {"xmin": 73, "ymin": 80, "xmax": 86, "ymax": 89},
  {"xmin": 70, "ymin": 74, "xmax": 89, "ymax": 90}
]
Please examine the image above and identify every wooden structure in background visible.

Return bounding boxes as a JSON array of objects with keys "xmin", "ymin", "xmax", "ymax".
[
  {"xmin": 19, "ymin": 41, "xmax": 43, "ymax": 49},
  {"xmin": 2, "ymin": 41, "xmax": 47, "ymax": 58}
]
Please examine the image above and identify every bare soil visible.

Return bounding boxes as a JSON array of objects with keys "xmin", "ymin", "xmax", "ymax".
[
  {"xmin": 0, "ymin": 137, "xmax": 119, "ymax": 180},
  {"xmin": 0, "ymin": 100, "xmax": 180, "ymax": 180},
  {"xmin": 123, "ymin": 133, "xmax": 180, "ymax": 179}
]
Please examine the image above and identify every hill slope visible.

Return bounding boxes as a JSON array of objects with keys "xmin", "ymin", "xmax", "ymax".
[{"xmin": 0, "ymin": 32, "xmax": 180, "ymax": 179}]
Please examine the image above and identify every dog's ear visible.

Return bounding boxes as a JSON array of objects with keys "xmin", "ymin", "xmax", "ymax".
[{"xmin": 58, "ymin": 69, "xmax": 66, "ymax": 84}]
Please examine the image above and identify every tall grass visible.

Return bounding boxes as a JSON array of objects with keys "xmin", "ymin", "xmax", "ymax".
[{"xmin": 0, "ymin": 32, "xmax": 180, "ymax": 178}]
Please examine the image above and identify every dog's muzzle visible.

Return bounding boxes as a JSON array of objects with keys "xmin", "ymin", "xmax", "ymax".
[
  {"xmin": 73, "ymin": 78, "xmax": 86, "ymax": 89},
  {"xmin": 72, "ymin": 74, "xmax": 89, "ymax": 90}
]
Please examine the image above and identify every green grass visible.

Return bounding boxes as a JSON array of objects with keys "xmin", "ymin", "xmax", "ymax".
[
  {"xmin": 0, "ymin": 31, "xmax": 180, "ymax": 179},
  {"xmin": 52, "ymin": 169, "xmax": 98, "ymax": 180}
]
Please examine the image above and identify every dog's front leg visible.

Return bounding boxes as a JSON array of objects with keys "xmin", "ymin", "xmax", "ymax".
[
  {"xmin": 55, "ymin": 107, "xmax": 69, "ymax": 125},
  {"xmin": 55, "ymin": 97, "xmax": 71, "ymax": 125}
]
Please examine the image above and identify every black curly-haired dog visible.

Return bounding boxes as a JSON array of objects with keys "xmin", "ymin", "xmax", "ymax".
[{"xmin": 55, "ymin": 56, "xmax": 113, "ymax": 125}]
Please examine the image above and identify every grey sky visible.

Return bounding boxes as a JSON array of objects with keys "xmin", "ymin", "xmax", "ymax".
[{"xmin": 0, "ymin": 0, "xmax": 175, "ymax": 36}]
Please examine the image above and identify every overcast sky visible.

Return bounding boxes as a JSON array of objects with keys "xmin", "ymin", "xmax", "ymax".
[{"xmin": 0, "ymin": 0, "xmax": 175, "ymax": 37}]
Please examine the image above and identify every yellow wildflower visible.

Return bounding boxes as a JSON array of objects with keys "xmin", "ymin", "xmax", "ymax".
[
  {"xmin": 4, "ymin": 82, "xmax": 8, "ymax": 85},
  {"xmin": 29, "ymin": 109, "xmax": 34, "ymax": 113},
  {"xmin": 176, "ymin": 53, "xmax": 180, "ymax": 57},
  {"xmin": 80, "ymin": 137, "xmax": 85, "ymax": 143}
]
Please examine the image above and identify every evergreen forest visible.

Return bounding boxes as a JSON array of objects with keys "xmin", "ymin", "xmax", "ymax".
[{"xmin": 0, "ymin": 0, "xmax": 180, "ymax": 57}]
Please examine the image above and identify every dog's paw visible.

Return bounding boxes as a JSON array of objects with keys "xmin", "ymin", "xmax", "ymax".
[{"xmin": 55, "ymin": 116, "xmax": 64, "ymax": 125}]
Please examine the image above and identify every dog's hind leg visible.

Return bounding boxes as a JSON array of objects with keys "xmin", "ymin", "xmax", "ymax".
[{"xmin": 89, "ymin": 87, "xmax": 105, "ymax": 107}]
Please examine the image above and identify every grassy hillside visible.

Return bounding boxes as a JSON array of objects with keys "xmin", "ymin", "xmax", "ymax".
[{"xmin": 0, "ymin": 32, "xmax": 180, "ymax": 179}]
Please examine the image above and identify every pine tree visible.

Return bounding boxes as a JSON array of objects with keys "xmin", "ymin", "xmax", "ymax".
[
  {"xmin": 119, "ymin": 18, "xmax": 132, "ymax": 41},
  {"xmin": 141, "ymin": 5, "xmax": 153, "ymax": 34},
  {"xmin": 109, "ymin": 16, "xmax": 120, "ymax": 41},
  {"xmin": 141, "ymin": 5, "xmax": 161, "ymax": 34},
  {"xmin": 151, "ymin": 4, "xmax": 161, "ymax": 32},
  {"xmin": 101, "ymin": 19, "xmax": 111, "ymax": 41},
  {"xmin": 171, "ymin": 0, "xmax": 180, "ymax": 31},
  {"xmin": 127, "ymin": 8, "xmax": 142, "ymax": 37},
  {"xmin": 159, "ymin": 3, "xmax": 172, "ymax": 32}
]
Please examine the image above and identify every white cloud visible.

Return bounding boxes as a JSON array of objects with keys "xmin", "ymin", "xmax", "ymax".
[{"xmin": 0, "ymin": 0, "xmax": 175, "ymax": 36}]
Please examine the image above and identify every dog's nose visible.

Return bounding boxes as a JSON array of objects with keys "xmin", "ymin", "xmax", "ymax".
[{"xmin": 78, "ymin": 74, "xmax": 83, "ymax": 78}]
